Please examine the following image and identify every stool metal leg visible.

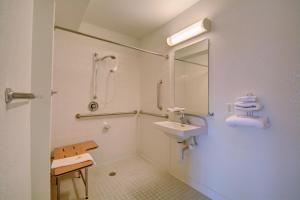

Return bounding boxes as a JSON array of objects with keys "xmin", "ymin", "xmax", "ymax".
[
  {"xmin": 76, "ymin": 170, "xmax": 81, "ymax": 178},
  {"xmin": 85, "ymin": 168, "xmax": 88, "ymax": 199},
  {"xmin": 57, "ymin": 177, "xmax": 60, "ymax": 200}
]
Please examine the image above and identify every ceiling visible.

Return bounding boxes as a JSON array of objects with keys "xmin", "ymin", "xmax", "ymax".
[
  {"xmin": 55, "ymin": 0, "xmax": 90, "ymax": 30},
  {"xmin": 55, "ymin": 0, "xmax": 200, "ymax": 38}
]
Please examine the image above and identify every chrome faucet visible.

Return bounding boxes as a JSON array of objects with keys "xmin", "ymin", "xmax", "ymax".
[
  {"xmin": 179, "ymin": 111, "xmax": 184, "ymax": 122},
  {"xmin": 179, "ymin": 111, "xmax": 191, "ymax": 124}
]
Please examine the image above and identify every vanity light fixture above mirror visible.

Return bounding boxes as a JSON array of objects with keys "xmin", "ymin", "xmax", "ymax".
[{"xmin": 166, "ymin": 18, "xmax": 211, "ymax": 46}]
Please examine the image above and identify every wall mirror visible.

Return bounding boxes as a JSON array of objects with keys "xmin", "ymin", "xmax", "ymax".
[{"xmin": 174, "ymin": 39, "xmax": 209, "ymax": 115}]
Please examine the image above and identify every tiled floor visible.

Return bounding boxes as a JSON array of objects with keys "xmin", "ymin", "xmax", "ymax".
[{"xmin": 51, "ymin": 157, "xmax": 210, "ymax": 200}]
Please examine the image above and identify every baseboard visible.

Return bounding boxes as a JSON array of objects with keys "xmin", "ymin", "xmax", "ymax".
[{"xmin": 188, "ymin": 178, "xmax": 231, "ymax": 200}]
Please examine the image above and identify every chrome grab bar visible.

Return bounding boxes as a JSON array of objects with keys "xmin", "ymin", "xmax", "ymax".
[
  {"xmin": 5, "ymin": 88, "xmax": 35, "ymax": 104},
  {"xmin": 75, "ymin": 110, "xmax": 138, "ymax": 119},
  {"xmin": 139, "ymin": 110, "xmax": 168, "ymax": 119},
  {"xmin": 75, "ymin": 110, "xmax": 168, "ymax": 119},
  {"xmin": 156, "ymin": 80, "xmax": 163, "ymax": 110},
  {"xmin": 184, "ymin": 112, "xmax": 214, "ymax": 118}
]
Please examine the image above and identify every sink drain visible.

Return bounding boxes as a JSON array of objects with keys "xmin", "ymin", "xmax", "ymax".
[{"xmin": 109, "ymin": 172, "xmax": 116, "ymax": 176}]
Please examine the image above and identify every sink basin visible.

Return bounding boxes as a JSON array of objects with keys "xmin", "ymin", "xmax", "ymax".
[{"xmin": 154, "ymin": 121, "xmax": 204, "ymax": 139}]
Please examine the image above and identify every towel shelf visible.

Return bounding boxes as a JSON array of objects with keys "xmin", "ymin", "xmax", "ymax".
[{"xmin": 226, "ymin": 93, "xmax": 270, "ymax": 129}]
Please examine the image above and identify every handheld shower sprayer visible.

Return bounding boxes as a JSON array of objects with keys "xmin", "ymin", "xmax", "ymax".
[
  {"xmin": 95, "ymin": 54, "xmax": 118, "ymax": 73},
  {"xmin": 102, "ymin": 55, "xmax": 118, "ymax": 73},
  {"xmin": 91, "ymin": 53, "xmax": 118, "ymax": 109},
  {"xmin": 110, "ymin": 66, "xmax": 118, "ymax": 73},
  {"xmin": 93, "ymin": 53, "xmax": 100, "ymax": 100},
  {"xmin": 94, "ymin": 54, "xmax": 115, "ymax": 62}
]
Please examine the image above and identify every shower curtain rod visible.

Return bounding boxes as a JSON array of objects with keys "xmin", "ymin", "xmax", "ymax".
[{"xmin": 54, "ymin": 26, "xmax": 168, "ymax": 59}]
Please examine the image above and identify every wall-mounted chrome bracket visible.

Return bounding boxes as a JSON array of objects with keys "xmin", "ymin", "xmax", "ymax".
[
  {"xmin": 5, "ymin": 88, "xmax": 35, "ymax": 104},
  {"xmin": 51, "ymin": 90, "xmax": 58, "ymax": 96},
  {"xmin": 208, "ymin": 112, "xmax": 214, "ymax": 117}
]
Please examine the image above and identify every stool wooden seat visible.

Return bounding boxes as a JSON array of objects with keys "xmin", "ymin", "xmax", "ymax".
[{"xmin": 51, "ymin": 140, "xmax": 98, "ymax": 200}]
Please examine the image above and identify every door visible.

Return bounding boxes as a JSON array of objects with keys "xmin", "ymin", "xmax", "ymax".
[{"xmin": 0, "ymin": 1, "xmax": 54, "ymax": 200}]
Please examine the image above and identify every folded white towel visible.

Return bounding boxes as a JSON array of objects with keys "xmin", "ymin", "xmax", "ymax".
[
  {"xmin": 234, "ymin": 103, "xmax": 263, "ymax": 111},
  {"xmin": 237, "ymin": 95, "xmax": 257, "ymax": 102},
  {"xmin": 225, "ymin": 115, "xmax": 270, "ymax": 128},
  {"xmin": 234, "ymin": 102, "xmax": 258, "ymax": 107},
  {"xmin": 51, "ymin": 153, "xmax": 95, "ymax": 169}
]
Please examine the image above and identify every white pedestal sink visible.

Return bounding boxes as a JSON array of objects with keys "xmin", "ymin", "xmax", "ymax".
[{"xmin": 154, "ymin": 121, "xmax": 205, "ymax": 140}]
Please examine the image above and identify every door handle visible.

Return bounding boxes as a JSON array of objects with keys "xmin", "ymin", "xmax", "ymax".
[{"xmin": 5, "ymin": 88, "xmax": 35, "ymax": 104}]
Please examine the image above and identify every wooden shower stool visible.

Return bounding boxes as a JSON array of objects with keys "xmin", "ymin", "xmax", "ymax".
[{"xmin": 51, "ymin": 140, "xmax": 98, "ymax": 200}]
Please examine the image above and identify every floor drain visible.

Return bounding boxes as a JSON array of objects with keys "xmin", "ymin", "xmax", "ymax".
[{"xmin": 109, "ymin": 172, "xmax": 116, "ymax": 176}]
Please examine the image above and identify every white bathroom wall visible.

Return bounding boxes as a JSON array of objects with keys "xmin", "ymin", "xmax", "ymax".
[
  {"xmin": 139, "ymin": 0, "xmax": 300, "ymax": 200},
  {"xmin": 138, "ymin": 53, "xmax": 171, "ymax": 170},
  {"xmin": 52, "ymin": 28, "xmax": 141, "ymax": 164},
  {"xmin": 79, "ymin": 22, "xmax": 139, "ymax": 46}
]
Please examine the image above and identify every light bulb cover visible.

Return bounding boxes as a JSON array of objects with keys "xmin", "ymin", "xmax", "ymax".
[{"xmin": 166, "ymin": 18, "xmax": 211, "ymax": 46}]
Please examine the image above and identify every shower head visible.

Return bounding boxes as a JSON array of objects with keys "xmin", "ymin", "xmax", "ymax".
[
  {"xmin": 101, "ymin": 55, "xmax": 118, "ymax": 73},
  {"xmin": 94, "ymin": 54, "xmax": 118, "ymax": 73},
  {"xmin": 94, "ymin": 54, "xmax": 116, "ymax": 62},
  {"xmin": 101, "ymin": 55, "xmax": 116, "ymax": 61}
]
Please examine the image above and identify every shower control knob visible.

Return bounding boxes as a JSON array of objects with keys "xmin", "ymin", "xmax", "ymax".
[{"xmin": 88, "ymin": 101, "xmax": 99, "ymax": 112}]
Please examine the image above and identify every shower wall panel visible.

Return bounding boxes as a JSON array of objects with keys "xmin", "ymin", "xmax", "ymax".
[{"xmin": 52, "ymin": 29, "xmax": 141, "ymax": 165}]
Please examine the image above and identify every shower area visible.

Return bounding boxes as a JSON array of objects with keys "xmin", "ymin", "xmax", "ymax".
[
  {"xmin": 51, "ymin": 27, "xmax": 208, "ymax": 200},
  {"xmin": 52, "ymin": 27, "xmax": 142, "ymax": 168},
  {"xmin": 50, "ymin": 1, "xmax": 210, "ymax": 199}
]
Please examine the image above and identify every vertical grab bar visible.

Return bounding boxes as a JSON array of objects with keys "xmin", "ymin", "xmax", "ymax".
[{"xmin": 156, "ymin": 80, "xmax": 163, "ymax": 110}]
